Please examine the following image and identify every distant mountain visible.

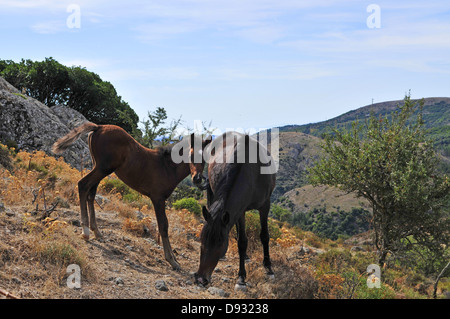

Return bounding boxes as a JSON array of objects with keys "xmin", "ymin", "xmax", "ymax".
[
  {"xmin": 269, "ymin": 131, "xmax": 323, "ymax": 200},
  {"xmin": 272, "ymin": 97, "xmax": 449, "ymax": 200},
  {"xmin": 270, "ymin": 97, "xmax": 449, "ymax": 239},
  {"xmin": 279, "ymin": 97, "xmax": 450, "ymax": 166}
]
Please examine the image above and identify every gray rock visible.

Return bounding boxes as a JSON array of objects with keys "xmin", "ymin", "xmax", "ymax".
[
  {"xmin": 0, "ymin": 76, "xmax": 91, "ymax": 170},
  {"xmin": 136, "ymin": 211, "xmax": 145, "ymax": 220},
  {"xmin": 234, "ymin": 283, "xmax": 248, "ymax": 292},
  {"xmin": 95, "ymin": 195, "xmax": 111, "ymax": 207},
  {"xmin": 114, "ymin": 277, "xmax": 124, "ymax": 286},
  {"xmin": 5, "ymin": 209, "xmax": 15, "ymax": 217},
  {"xmin": 155, "ymin": 280, "xmax": 168, "ymax": 291},
  {"xmin": 208, "ymin": 286, "xmax": 228, "ymax": 297}
]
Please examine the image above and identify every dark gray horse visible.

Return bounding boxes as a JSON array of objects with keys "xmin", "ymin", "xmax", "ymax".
[{"xmin": 189, "ymin": 132, "xmax": 276, "ymax": 289}]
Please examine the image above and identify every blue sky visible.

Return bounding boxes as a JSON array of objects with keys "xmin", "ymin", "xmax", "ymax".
[{"xmin": 1, "ymin": 0, "xmax": 449, "ymax": 132}]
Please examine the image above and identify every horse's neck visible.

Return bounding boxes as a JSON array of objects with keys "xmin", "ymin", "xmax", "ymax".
[{"xmin": 173, "ymin": 161, "xmax": 191, "ymax": 184}]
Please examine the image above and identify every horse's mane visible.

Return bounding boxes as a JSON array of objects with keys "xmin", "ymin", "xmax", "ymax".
[
  {"xmin": 156, "ymin": 144, "xmax": 174, "ymax": 157},
  {"xmin": 208, "ymin": 134, "xmax": 250, "ymax": 218},
  {"xmin": 156, "ymin": 144, "xmax": 176, "ymax": 169}
]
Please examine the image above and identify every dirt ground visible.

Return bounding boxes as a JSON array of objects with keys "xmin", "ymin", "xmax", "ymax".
[{"xmin": 0, "ymin": 203, "xmax": 307, "ymax": 299}]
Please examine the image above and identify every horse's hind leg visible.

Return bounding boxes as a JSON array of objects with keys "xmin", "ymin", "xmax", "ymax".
[
  {"xmin": 235, "ymin": 214, "xmax": 248, "ymax": 290},
  {"xmin": 259, "ymin": 201, "xmax": 274, "ymax": 278},
  {"xmin": 87, "ymin": 182, "xmax": 102, "ymax": 239},
  {"xmin": 78, "ymin": 169, "xmax": 107, "ymax": 240}
]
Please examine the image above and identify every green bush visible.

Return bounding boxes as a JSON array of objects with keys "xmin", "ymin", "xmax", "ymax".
[
  {"xmin": 100, "ymin": 177, "xmax": 149, "ymax": 207},
  {"xmin": 230, "ymin": 210, "xmax": 282, "ymax": 251},
  {"xmin": 101, "ymin": 178, "xmax": 131, "ymax": 196},
  {"xmin": 173, "ymin": 197, "xmax": 202, "ymax": 216}
]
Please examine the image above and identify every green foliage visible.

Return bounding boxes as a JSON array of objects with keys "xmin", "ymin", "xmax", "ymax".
[
  {"xmin": 39, "ymin": 241, "xmax": 82, "ymax": 266},
  {"xmin": 293, "ymin": 207, "xmax": 371, "ymax": 240},
  {"xmin": 173, "ymin": 197, "xmax": 202, "ymax": 217},
  {"xmin": 309, "ymin": 94, "xmax": 450, "ymax": 268},
  {"xmin": 168, "ymin": 181, "xmax": 204, "ymax": 206},
  {"xmin": 0, "ymin": 58, "xmax": 139, "ymax": 135},
  {"xmin": 281, "ymin": 97, "xmax": 450, "ymax": 174},
  {"xmin": 270, "ymin": 203, "xmax": 293, "ymax": 223},
  {"xmin": 100, "ymin": 177, "xmax": 146, "ymax": 206},
  {"xmin": 137, "ymin": 107, "xmax": 182, "ymax": 148}
]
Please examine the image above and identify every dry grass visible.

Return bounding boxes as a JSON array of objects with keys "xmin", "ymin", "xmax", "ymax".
[{"xmin": 0, "ymin": 144, "xmax": 445, "ymax": 299}]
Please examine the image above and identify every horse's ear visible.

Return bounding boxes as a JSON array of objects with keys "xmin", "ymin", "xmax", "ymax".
[
  {"xmin": 202, "ymin": 206, "xmax": 211, "ymax": 222},
  {"xmin": 221, "ymin": 211, "xmax": 230, "ymax": 225}
]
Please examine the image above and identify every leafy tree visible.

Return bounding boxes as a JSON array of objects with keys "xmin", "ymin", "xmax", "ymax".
[
  {"xmin": 271, "ymin": 204, "xmax": 293, "ymax": 223},
  {"xmin": 138, "ymin": 107, "xmax": 182, "ymax": 148},
  {"xmin": 309, "ymin": 95, "xmax": 449, "ymax": 268},
  {"xmin": 0, "ymin": 58, "xmax": 139, "ymax": 136},
  {"xmin": 66, "ymin": 66, "xmax": 138, "ymax": 134}
]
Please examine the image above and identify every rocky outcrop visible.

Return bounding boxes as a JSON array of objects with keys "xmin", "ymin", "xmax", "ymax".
[{"xmin": 0, "ymin": 76, "xmax": 90, "ymax": 170}]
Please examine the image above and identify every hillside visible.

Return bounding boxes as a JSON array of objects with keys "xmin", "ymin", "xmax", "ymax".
[
  {"xmin": 279, "ymin": 97, "xmax": 450, "ymax": 164},
  {"xmin": 1, "ymin": 146, "xmax": 448, "ymax": 299},
  {"xmin": 270, "ymin": 131, "xmax": 323, "ymax": 200},
  {"xmin": 273, "ymin": 96, "xmax": 450, "ymax": 201},
  {"xmin": 0, "ymin": 77, "xmax": 449, "ymax": 299},
  {"xmin": 269, "ymin": 97, "xmax": 449, "ymax": 240}
]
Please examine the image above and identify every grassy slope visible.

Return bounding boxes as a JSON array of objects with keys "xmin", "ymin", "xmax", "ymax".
[{"xmin": 1, "ymin": 146, "xmax": 446, "ymax": 299}]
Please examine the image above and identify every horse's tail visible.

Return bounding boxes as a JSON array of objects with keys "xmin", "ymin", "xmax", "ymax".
[{"xmin": 52, "ymin": 122, "xmax": 99, "ymax": 154}]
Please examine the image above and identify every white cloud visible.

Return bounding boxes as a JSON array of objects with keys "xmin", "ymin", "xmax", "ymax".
[{"xmin": 30, "ymin": 20, "xmax": 65, "ymax": 34}]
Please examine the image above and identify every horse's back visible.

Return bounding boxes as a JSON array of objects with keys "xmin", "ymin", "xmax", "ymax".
[
  {"xmin": 89, "ymin": 124, "xmax": 144, "ymax": 173},
  {"xmin": 208, "ymin": 131, "xmax": 276, "ymax": 210}
]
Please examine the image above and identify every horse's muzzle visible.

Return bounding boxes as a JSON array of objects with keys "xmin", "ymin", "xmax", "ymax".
[
  {"xmin": 193, "ymin": 174, "xmax": 209, "ymax": 191},
  {"xmin": 193, "ymin": 173, "xmax": 203, "ymax": 185},
  {"xmin": 194, "ymin": 272, "xmax": 209, "ymax": 287}
]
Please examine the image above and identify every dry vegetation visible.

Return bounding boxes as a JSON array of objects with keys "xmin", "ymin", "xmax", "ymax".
[{"xmin": 0, "ymin": 144, "xmax": 448, "ymax": 299}]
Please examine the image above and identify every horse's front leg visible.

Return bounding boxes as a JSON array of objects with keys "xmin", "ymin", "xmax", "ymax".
[
  {"xmin": 235, "ymin": 214, "xmax": 248, "ymax": 291},
  {"xmin": 259, "ymin": 201, "xmax": 274, "ymax": 279},
  {"xmin": 153, "ymin": 199, "xmax": 181, "ymax": 270}
]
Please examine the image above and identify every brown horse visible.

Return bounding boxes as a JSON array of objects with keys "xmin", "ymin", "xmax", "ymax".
[
  {"xmin": 52, "ymin": 122, "xmax": 210, "ymax": 270},
  {"xmin": 190, "ymin": 132, "xmax": 276, "ymax": 288}
]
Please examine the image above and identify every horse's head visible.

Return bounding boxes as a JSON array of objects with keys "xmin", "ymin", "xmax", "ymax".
[
  {"xmin": 195, "ymin": 205, "xmax": 230, "ymax": 287},
  {"xmin": 189, "ymin": 133, "xmax": 211, "ymax": 189}
]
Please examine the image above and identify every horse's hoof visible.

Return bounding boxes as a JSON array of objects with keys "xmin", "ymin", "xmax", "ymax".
[
  {"xmin": 267, "ymin": 274, "xmax": 275, "ymax": 281},
  {"xmin": 171, "ymin": 262, "xmax": 181, "ymax": 271},
  {"xmin": 93, "ymin": 231, "xmax": 103, "ymax": 240},
  {"xmin": 81, "ymin": 234, "xmax": 90, "ymax": 241},
  {"xmin": 234, "ymin": 283, "xmax": 248, "ymax": 292}
]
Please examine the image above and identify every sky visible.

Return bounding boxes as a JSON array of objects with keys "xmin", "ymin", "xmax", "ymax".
[{"xmin": 1, "ymin": 0, "xmax": 449, "ymax": 133}]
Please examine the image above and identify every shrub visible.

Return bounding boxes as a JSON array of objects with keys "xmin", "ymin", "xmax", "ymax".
[
  {"xmin": 122, "ymin": 217, "xmax": 154, "ymax": 238},
  {"xmin": 230, "ymin": 210, "xmax": 282, "ymax": 251},
  {"xmin": 100, "ymin": 176, "xmax": 150, "ymax": 207},
  {"xmin": 172, "ymin": 197, "xmax": 202, "ymax": 216},
  {"xmin": 100, "ymin": 177, "xmax": 132, "ymax": 196}
]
